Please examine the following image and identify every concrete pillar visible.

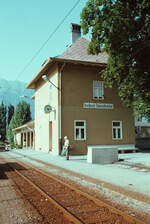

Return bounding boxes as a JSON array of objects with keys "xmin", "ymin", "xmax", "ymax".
[
  {"xmin": 24, "ymin": 132, "xmax": 27, "ymax": 148},
  {"xmin": 22, "ymin": 132, "xmax": 24, "ymax": 148},
  {"xmin": 21, "ymin": 133, "xmax": 22, "ymax": 147},
  {"xmin": 21, "ymin": 133, "xmax": 23, "ymax": 148},
  {"xmin": 30, "ymin": 131, "xmax": 32, "ymax": 148},
  {"xmin": 26, "ymin": 132, "xmax": 28, "ymax": 148},
  {"xmin": 33, "ymin": 131, "xmax": 35, "ymax": 150},
  {"xmin": 31, "ymin": 132, "xmax": 33, "ymax": 148}
]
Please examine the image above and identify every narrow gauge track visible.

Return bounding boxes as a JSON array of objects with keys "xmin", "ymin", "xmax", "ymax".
[{"xmin": 0, "ymin": 154, "xmax": 144, "ymax": 224}]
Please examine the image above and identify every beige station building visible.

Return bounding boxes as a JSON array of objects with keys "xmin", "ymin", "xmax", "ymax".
[{"xmin": 14, "ymin": 24, "xmax": 136, "ymax": 155}]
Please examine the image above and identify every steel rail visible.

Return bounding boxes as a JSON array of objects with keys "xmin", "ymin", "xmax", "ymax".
[
  {"xmin": 30, "ymin": 165, "xmax": 145, "ymax": 224},
  {"xmin": 14, "ymin": 168, "xmax": 83, "ymax": 224},
  {"xmin": 9, "ymin": 154, "xmax": 145, "ymax": 224},
  {"xmin": 1, "ymin": 157, "xmax": 83, "ymax": 224}
]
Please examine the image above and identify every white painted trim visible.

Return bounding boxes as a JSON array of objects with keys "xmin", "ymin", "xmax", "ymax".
[
  {"xmin": 93, "ymin": 80, "xmax": 104, "ymax": 100},
  {"xmin": 88, "ymin": 144, "xmax": 136, "ymax": 150},
  {"xmin": 112, "ymin": 120, "xmax": 123, "ymax": 140},
  {"xmin": 21, "ymin": 129, "xmax": 34, "ymax": 133}
]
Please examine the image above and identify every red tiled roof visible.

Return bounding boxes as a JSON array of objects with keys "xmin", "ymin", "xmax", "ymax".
[{"xmin": 58, "ymin": 38, "xmax": 108, "ymax": 64}]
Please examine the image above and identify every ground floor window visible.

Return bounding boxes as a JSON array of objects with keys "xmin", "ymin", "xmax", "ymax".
[
  {"xmin": 112, "ymin": 121, "xmax": 122, "ymax": 140},
  {"xmin": 74, "ymin": 120, "xmax": 86, "ymax": 140}
]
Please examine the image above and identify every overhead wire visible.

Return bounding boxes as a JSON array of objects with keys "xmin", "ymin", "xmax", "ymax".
[
  {"xmin": 15, "ymin": 0, "xmax": 81, "ymax": 81},
  {"xmin": 1, "ymin": 0, "xmax": 81, "ymax": 106}
]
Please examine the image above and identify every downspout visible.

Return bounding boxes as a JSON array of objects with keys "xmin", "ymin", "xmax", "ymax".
[{"xmin": 59, "ymin": 62, "xmax": 66, "ymax": 154}]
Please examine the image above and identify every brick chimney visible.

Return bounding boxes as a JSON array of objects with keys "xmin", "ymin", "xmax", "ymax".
[{"xmin": 70, "ymin": 23, "xmax": 81, "ymax": 44}]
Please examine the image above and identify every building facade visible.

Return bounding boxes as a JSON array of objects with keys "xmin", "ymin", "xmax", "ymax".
[{"xmin": 26, "ymin": 24, "xmax": 135, "ymax": 155}]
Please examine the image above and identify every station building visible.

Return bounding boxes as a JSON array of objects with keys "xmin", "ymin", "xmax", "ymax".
[{"xmin": 16, "ymin": 24, "xmax": 136, "ymax": 155}]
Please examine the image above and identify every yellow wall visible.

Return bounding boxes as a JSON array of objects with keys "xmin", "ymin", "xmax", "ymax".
[
  {"xmin": 34, "ymin": 64, "xmax": 60, "ymax": 154},
  {"xmin": 61, "ymin": 64, "xmax": 135, "ymax": 155},
  {"xmin": 33, "ymin": 62, "xmax": 135, "ymax": 155}
]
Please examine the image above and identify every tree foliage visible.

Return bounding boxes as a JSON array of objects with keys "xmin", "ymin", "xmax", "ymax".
[
  {"xmin": 7, "ymin": 115, "xmax": 16, "ymax": 143},
  {"xmin": 81, "ymin": 0, "xmax": 150, "ymax": 117},
  {"xmin": 8, "ymin": 101, "xmax": 31, "ymax": 143},
  {"xmin": 8, "ymin": 104, "xmax": 14, "ymax": 126},
  {"xmin": 0, "ymin": 102, "xmax": 7, "ymax": 141}
]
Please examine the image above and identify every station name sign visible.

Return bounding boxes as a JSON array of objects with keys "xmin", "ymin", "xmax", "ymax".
[{"xmin": 83, "ymin": 102, "xmax": 114, "ymax": 110}]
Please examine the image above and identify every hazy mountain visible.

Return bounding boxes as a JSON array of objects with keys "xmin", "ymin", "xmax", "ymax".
[{"xmin": 0, "ymin": 79, "xmax": 34, "ymax": 118}]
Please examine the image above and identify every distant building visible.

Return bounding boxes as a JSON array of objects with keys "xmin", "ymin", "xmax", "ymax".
[
  {"xmin": 25, "ymin": 24, "xmax": 135, "ymax": 155},
  {"xmin": 13, "ymin": 120, "xmax": 35, "ymax": 149},
  {"xmin": 135, "ymin": 120, "xmax": 150, "ymax": 137}
]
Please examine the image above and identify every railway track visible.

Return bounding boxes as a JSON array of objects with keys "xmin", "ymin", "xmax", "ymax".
[{"xmin": 0, "ymin": 154, "xmax": 144, "ymax": 224}]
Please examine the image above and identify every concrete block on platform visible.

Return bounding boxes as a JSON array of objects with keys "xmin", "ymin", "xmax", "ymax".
[{"xmin": 87, "ymin": 147, "xmax": 118, "ymax": 164}]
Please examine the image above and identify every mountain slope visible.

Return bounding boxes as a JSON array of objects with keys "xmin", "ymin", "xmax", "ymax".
[{"xmin": 0, "ymin": 79, "xmax": 34, "ymax": 118}]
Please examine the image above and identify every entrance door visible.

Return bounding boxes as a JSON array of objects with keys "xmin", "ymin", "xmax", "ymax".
[
  {"xmin": 74, "ymin": 120, "xmax": 87, "ymax": 154},
  {"xmin": 49, "ymin": 121, "xmax": 52, "ymax": 151}
]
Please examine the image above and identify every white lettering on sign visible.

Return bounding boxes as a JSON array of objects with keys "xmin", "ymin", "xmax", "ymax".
[{"xmin": 83, "ymin": 103, "xmax": 114, "ymax": 109}]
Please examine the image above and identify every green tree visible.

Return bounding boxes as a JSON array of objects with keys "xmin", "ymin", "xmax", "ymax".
[
  {"xmin": 8, "ymin": 101, "xmax": 31, "ymax": 143},
  {"xmin": 0, "ymin": 101, "xmax": 7, "ymax": 141},
  {"xmin": 7, "ymin": 115, "xmax": 16, "ymax": 144},
  {"xmin": 81, "ymin": 0, "xmax": 150, "ymax": 117},
  {"xmin": 8, "ymin": 104, "xmax": 14, "ymax": 126}
]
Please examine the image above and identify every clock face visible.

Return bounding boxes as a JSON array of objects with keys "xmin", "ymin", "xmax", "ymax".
[{"xmin": 44, "ymin": 105, "xmax": 52, "ymax": 113}]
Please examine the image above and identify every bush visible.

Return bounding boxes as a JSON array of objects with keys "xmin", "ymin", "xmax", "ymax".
[
  {"xmin": 142, "ymin": 132, "xmax": 147, "ymax": 137},
  {"xmin": 10, "ymin": 143, "xmax": 16, "ymax": 149},
  {"xmin": 18, "ymin": 145, "xmax": 22, "ymax": 149}
]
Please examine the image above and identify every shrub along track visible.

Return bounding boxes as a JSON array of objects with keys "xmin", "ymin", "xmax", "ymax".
[{"xmin": 0, "ymin": 155, "xmax": 144, "ymax": 224}]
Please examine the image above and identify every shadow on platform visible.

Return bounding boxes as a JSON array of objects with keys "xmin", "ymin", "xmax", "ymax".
[{"xmin": 0, "ymin": 162, "xmax": 27, "ymax": 180}]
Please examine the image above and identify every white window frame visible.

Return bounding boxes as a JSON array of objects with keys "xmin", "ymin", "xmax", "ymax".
[
  {"xmin": 93, "ymin": 80, "xmax": 104, "ymax": 100},
  {"xmin": 112, "ymin": 121, "xmax": 122, "ymax": 140},
  {"xmin": 74, "ymin": 120, "xmax": 86, "ymax": 141}
]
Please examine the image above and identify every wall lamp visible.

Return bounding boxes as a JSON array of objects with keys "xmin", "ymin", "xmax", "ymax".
[
  {"xmin": 20, "ymin": 95, "xmax": 29, "ymax": 98},
  {"xmin": 20, "ymin": 95, "xmax": 33, "ymax": 99},
  {"xmin": 42, "ymin": 75, "xmax": 60, "ymax": 91}
]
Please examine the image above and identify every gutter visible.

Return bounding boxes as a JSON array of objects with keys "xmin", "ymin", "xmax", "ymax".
[
  {"xmin": 58, "ymin": 62, "xmax": 66, "ymax": 154},
  {"xmin": 26, "ymin": 57, "xmax": 106, "ymax": 89}
]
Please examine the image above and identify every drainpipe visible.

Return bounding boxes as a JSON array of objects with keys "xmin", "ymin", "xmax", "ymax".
[{"xmin": 59, "ymin": 63, "xmax": 65, "ymax": 154}]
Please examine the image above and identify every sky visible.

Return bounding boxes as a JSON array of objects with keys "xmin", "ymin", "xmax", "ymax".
[{"xmin": 0, "ymin": 0, "xmax": 88, "ymax": 84}]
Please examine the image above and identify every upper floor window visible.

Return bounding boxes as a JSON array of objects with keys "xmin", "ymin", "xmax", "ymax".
[
  {"xmin": 74, "ymin": 120, "xmax": 86, "ymax": 140},
  {"xmin": 93, "ymin": 81, "xmax": 104, "ymax": 100},
  {"xmin": 112, "ymin": 121, "xmax": 122, "ymax": 140}
]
